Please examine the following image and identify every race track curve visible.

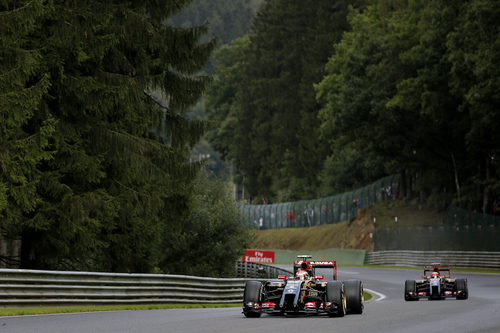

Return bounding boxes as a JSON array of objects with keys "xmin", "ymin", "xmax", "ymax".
[{"xmin": 0, "ymin": 267, "xmax": 499, "ymax": 333}]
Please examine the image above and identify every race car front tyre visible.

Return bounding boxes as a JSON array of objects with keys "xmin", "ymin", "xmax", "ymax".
[
  {"xmin": 344, "ymin": 280, "xmax": 364, "ymax": 314},
  {"xmin": 325, "ymin": 281, "xmax": 346, "ymax": 317},
  {"xmin": 404, "ymin": 280, "xmax": 418, "ymax": 301},
  {"xmin": 455, "ymin": 279, "xmax": 468, "ymax": 300},
  {"xmin": 243, "ymin": 281, "xmax": 262, "ymax": 318}
]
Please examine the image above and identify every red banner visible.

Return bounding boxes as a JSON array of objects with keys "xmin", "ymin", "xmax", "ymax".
[{"xmin": 242, "ymin": 249, "xmax": 275, "ymax": 264}]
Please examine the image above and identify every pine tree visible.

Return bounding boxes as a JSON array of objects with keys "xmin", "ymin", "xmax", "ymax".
[
  {"xmin": 206, "ymin": 0, "xmax": 365, "ymax": 201},
  {"xmin": 2, "ymin": 1, "xmax": 216, "ymax": 271},
  {"xmin": 0, "ymin": 0, "xmax": 55, "ymax": 266}
]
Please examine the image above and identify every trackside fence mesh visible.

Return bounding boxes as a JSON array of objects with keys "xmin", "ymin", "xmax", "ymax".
[
  {"xmin": 240, "ymin": 175, "xmax": 400, "ymax": 229},
  {"xmin": 374, "ymin": 207, "xmax": 500, "ymax": 251}
]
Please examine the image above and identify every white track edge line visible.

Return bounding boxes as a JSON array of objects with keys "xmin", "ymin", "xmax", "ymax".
[{"xmin": 365, "ymin": 288, "xmax": 387, "ymax": 302}]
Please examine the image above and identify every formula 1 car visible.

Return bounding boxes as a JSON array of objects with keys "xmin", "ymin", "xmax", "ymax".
[
  {"xmin": 404, "ymin": 264, "xmax": 468, "ymax": 301},
  {"xmin": 242, "ymin": 255, "xmax": 364, "ymax": 317}
]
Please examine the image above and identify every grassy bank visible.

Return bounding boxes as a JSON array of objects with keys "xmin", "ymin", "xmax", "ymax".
[{"xmin": 250, "ymin": 200, "xmax": 447, "ymax": 252}]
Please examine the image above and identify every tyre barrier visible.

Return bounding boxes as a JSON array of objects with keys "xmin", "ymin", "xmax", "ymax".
[{"xmin": 365, "ymin": 251, "xmax": 500, "ymax": 269}]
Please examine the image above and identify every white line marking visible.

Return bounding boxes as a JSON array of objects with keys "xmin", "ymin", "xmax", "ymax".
[{"xmin": 365, "ymin": 288, "xmax": 387, "ymax": 302}]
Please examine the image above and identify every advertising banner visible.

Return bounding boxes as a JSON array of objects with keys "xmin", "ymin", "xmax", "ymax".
[{"xmin": 242, "ymin": 249, "xmax": 275, "ymax": 263}]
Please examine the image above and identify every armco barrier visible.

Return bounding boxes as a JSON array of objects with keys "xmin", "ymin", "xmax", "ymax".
[
  {"xmin": 365, "ymin": 251, "xmax": 500, "ymax": 269},
  {"xmin": 0, "ymin": 268, "xmax": 247, "ymax": 306},
  {"xmin": 235, "ymin": 261, "xmax": 292, "ymax": 278},
  {"xmin": 0, "ymin": 263, "xmax": 292, "ymax": 307}
]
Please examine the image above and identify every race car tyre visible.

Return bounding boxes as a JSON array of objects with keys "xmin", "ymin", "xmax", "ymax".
[
  {"xmin": 325, "ymin": 281, "xmax": 346, "ymax": 317},
  {"xmin": 455, "ymin": 279, "xmax": 468, "ymax": 300},
  {"xmin": 404, "ymin": 280, "xmax": 418, "ymax": 301},
  {"xmin": 243, "ymin": 281, "xmax": 262, "ymax": 318},
  {"xmin": 344, "ymin": 280, "xmax": 364, "ymax": 314}
]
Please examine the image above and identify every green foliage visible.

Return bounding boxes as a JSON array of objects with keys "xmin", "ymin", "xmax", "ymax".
[
  {"xmin": 169, "ymin": 0, "xmax": 264, "ymax": 74},
  {"xmin": 205, "ymin": 36, "xmax": 251, "ymax": 161},
  {"xmin": 317, "ymin": 1, "xmax": 420, "ymax": 195},
  {"xmin": 0, "ymin": 1, "xmax": 55, "ymax": 239},
  {"xmin": 0, "ymin": 0, "xmax": 252, "ymax": 274},
  {"xmin": 165, "ymin": 171, "xmax": 250, "ymax": 277},
  {"xmin": 317, "ymin": 0, "xmax": 499, "ymax": 210},
  {"xmin": 447, "ymin": 0, "xmax": 500, "ymax": 209},
  {"xmin": 206, "ymin": 0, "xmax": 366, "ymax": 201},
  {"xmin": 169, "ymin": 0, "xmax": 264, "ymax": 45},
  {"xmin": 205, "ymin": 0, "xmax": 499, "ymax": 214}
]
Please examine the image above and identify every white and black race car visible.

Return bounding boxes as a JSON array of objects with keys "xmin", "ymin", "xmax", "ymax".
[
  {"xmin": 242, "ymin": 255, "xmax": 364, "ymax": 317},
  {"xmin": 404, "ymin": 264, "xmax": 468, "ymax": 301}
]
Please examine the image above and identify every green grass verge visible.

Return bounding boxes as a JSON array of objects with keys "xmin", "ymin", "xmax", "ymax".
[
  {"xmin": 363, "ymin": 291, "xmax": 372, "ymax": 302},
  {"xmin": 0, "ymin": 303, "xmax": 241, "ymax": 317}
]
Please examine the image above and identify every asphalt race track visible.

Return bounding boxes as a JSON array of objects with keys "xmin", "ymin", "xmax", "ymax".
[{"xmin": 0, "ymin": 267, "xmax": 499, "ymax": 333}]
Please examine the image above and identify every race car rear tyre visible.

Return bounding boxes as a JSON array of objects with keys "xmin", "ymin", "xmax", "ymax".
[
  {"xmin": 326, "ymin": 281, "xmax": 346, "ymax": 317},
  {"xmin": 243, "ymin": 281, "xmax": 262, "ymax": 318},
  {"xmin": 404, "ymin": 280, "xmax": 418, "ymax": 301},
  {"xmin": 455, "ymin": 279, "xmax": 468, "ymax": 300},
  {"xmin": 344, "ymin": 280, "xmax": 364, "ymax": 314}
]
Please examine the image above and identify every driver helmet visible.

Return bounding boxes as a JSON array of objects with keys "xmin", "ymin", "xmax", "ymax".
[
  {"xmin": 296, "ymin": 270, "xmax": 309, "ymax": 281},
  {"xmin": 431, "ymin": 272, "xmax": 439, "ymax": 278}
]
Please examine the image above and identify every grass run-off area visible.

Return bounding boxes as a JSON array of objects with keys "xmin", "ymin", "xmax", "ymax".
[{"xmin": 0, "ymin": 303, "xmax": 240, "ymax": 317}]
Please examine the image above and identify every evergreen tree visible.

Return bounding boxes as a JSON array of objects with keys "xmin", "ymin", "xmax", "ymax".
[
  {"xmin": 205, "ymin": 36, "xmax": 251, "ymax": 162},
  {"xmin": 0, "ymin": 0, "xmax": 55, "ymax": 266},
  {"xmin": 206, "ymin": 0, "xmax": 365, "ymax": 202},
  {"xmin": 2, "ymin": 0, "xmax": 218, "ymax": 272},
  {"xmin": 170, "ymin": 0, "xmax": 263, "ymax": 45}
]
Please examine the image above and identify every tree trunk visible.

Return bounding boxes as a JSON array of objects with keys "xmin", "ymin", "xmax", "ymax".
[
  {"xmin": 451, "ymin": 153, "xmax": 461, "ymax": 201},
  {"xmin": 482, "ymin": 156, "xmax": 490, "ymax": 214},
  {"xmin": 400, "ymin": 169, "xmax": 407, "ymax": 200}
]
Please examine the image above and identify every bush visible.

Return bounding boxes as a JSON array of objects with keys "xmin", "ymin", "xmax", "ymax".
[{"xmin": 164, "ymin": 171, "xmax": 251, "ymax": 277}]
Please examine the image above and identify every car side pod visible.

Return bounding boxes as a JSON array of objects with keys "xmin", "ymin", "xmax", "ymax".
[{"xmin": 243, "ymin": 281, "xmax": 263, "ymax": 318}]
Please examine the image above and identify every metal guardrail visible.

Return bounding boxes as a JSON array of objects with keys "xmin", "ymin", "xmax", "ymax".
[
  {"xmin": 0, "ymin": 268, "xmax": 249, "ymax": 306},
  {"xmin": 365, "ymin": 251, "xmax": 500, "ymax": 269},
  {"xmin": 0, "ymin": 263, "xmax": 292, "ymax": 307},
  {"xmin": 235, "ymin": 261, "xmax": 292, "ymax": 279}
]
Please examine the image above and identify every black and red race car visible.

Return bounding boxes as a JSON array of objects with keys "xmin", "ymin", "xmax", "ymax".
[
  {"xmin": 404, "ymin": 264, "xmax": 468, "ymax": 301},
  {"xmin": 242, "ymin": 255, "xmax": 364, "ymax": 317}
]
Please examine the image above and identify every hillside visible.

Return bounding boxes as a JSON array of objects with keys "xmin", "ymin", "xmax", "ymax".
[{"xmin": 249, "ymin": 200, "xmax": 446, "ymax": 251}]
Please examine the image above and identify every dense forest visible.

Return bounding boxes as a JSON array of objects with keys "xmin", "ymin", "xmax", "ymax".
[
  {"xmin": 2, "ymin": 0, "xmax": 499, "ymax": 273},
  {"xmin": 168, "ymin": 0, "xmax": 265, "ymax": 177},
  {"xmin": 169, "ymin": 0, "xmax": 264, "ymax": 46},
  {"xmin": 206, "ymin": 0, "xmax": 500, "ymax": 214},
  {"xmin": 0, "ymin": 0, "xmax": 249, "ymax": 274}
]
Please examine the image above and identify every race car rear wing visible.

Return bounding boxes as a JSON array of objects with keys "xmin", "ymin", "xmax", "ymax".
[
  {"xmin": 423, "ymin": 264, "xmax": 451, "ymax": 278},
  {"xmin": 294, "ymin": 258, "xmax": 337, "ymax": 280}
]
